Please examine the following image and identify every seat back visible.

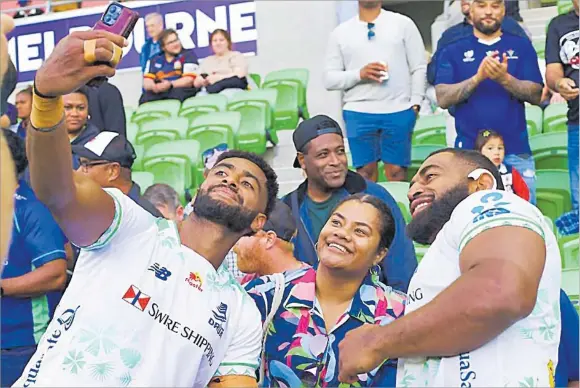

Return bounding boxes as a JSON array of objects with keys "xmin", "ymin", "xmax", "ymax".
[
  {"xmin": 136, "ymin": 117, "xmax": 189, "ymax": 150},
  {"xmin": 530, "ymin": 132, "xmax": 568, "ymax": 170},
  {"xmin": 536, "ymin": 169, "xmax": 572, "ymax": 222},
  {"xmin": 412, "ymin": 114, "xmax": 447, "ymax": 146},
  {"xmin": 143, "ymin": 139, "xmax": 201, "ymax": 186},
  {"xmin": 132, "ymin": 144, "xmax": 145, "ymax": 171},
  {"xmin": 378, "ymin": 182, "xmax": 412, "ymax": 223},
  {"xmin": 562, "ymin": 267, "xmax": 579, "ymax": 312},
  {"xmin": 525, "ymin": 104, "xmax": 543, "ymax": 136},
  {"xmin": 559, "ymin": 234, "xmax": 579, "ymax": 269},
  {"xmin": 408, "ymin": 145, "xmax": 445, "ymax": 178},
  {"xmin": 187, "ymin": 111, "xmax": 241, "ymax": 149},
  {"xmin": 132, "ymin": 171, "xmax": 155, "ymax": 193},
  {"xmin": 132, "ymin": 100, "xmax": 181, "ymax": 125},
  {"xmin": 263, "ymin": 68, "xmax": 309, "ymax": 118},
  {"xmin": 180, "ymin": 94, "xmax": 228, "ymax": 122}
]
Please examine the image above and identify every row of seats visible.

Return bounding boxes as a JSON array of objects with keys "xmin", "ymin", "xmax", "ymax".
[{"xmin": 534, "ymin": 0, "xmax": 574, "ymax": 59}]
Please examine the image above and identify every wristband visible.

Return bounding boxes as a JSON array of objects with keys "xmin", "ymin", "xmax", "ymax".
[{"xmin": 30, "ymin": 87, "xmax": 64, "ymax": 130}]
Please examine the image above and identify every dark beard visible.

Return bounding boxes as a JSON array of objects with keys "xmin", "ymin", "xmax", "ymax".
[
  {"xmin": 192, "ymin": 185, "xmax": 258, "ymax": 233},
  {"xmin": 406, "ymin": 184, "xmax": 470, "ymax": 245},
  {"xmin": 473, "ymin": 19, "xmax": 501, "ymax": 35}
]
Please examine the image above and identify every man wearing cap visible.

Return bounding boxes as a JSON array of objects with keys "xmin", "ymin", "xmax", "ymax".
[
  {"xmin": 72, "ymin": 131, "xmax": 162, "ymax": 218},
  {"xmin": 234, "ymin": 199, "xmax": 306, "ymax": 284},
  {"xmin": 283, "ymin": 115, "xmax": 416, "ymax": 292}
]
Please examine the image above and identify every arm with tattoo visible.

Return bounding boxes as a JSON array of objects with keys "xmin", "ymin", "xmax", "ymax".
[
  {"xmin": 435, "ymin": 76, "xmax": 482, "ymax": 109},
  {"xmin": 500, "ymin": 74, "xmax": 543, "ymax": 105}
]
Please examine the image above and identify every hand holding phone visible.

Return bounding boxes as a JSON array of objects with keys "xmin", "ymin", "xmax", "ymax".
[{"xmin": 86, "ymin": 2, "xmax": 139, "ymax": 87}]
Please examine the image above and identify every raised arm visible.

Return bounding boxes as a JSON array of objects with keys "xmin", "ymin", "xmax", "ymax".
[{"xmin": 29, "ymin": 30, "xmax": 127, "ymax": 248}]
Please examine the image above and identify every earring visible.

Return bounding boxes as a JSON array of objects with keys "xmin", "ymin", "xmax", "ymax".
[{"xmin": 369, "ymin": 264, "xmax": 380, "ymax": 283}]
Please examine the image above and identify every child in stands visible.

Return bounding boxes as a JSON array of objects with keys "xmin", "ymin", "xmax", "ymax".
[{"xmin": 475, "ymin": 129, "xmax": 530, "ymax": 201}]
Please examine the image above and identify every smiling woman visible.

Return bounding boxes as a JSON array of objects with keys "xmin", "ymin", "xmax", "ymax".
[{"xmin": 244, "ymin": 193, "xmax": 406, "ymax": 388}]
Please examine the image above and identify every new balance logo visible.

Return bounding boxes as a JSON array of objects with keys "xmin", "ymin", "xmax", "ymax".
[
  {"xmin": 122, "ymin": 285, "xmax": 151, "ymax": 311},
  {"xmin": 148, "ymin": 263, "xmax": 172, "ymax": 281},
  {"xmin": 212, "ymin": 303, "xmax": 228, "ymax": 323}
]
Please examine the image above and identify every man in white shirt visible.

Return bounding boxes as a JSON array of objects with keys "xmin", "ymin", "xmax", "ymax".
[
  {"xmin": 15, "ymin": 30, "xmax": 279, "ymax": 387},
  {"xmin": 337, "ymin": 148, "xmax": 561, "ymax": 387},
  {"xmin": 324, "ymin": 0, "xmax": 426, "ymax": 183}
]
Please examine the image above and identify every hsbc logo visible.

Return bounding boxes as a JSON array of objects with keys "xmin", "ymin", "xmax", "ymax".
[{"xmin": 122, "ymin": 285, "xmax": 151, "ymax": 311}]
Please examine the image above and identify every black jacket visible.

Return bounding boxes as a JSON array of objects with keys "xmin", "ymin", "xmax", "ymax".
[{"xmin": 87, "ymin": 83, "xmax": 126, "ymax": 137}]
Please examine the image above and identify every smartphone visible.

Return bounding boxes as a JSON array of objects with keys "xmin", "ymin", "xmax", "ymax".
[{"xmin": 87, "ymin": 2, "xmax": 140, "ymax": 87}]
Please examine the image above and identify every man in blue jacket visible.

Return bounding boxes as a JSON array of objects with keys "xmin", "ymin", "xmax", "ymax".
[
  {"xmin": 282, "ymin": 115, "xmax": 417, "ymax": 292},
  {"xmin": 139, "ymin": 12, "xmax": 164, "ymax": 73}
]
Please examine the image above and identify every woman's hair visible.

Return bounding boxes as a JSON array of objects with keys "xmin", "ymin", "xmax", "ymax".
[
  {"xmin": 332, "ymin": 193, "xmax": 396, "ymax": 253},
  {"xmin": 474, "ymin": 129, "xmax": 503, "ymax": 152},
  {"xmin": 210, "ymin": 29, "xmax": 232, "ymax": 51}
]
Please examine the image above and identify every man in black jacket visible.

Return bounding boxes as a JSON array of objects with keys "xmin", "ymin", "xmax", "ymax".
[{"xmin": 87, "ymin": 82, "xmax": 126, "ymax": 137}]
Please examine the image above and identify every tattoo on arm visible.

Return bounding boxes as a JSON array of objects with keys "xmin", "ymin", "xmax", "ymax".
[
  {"xmin": 435, "ymin": 77, "xmax": 480, "ymax": 109},
  {"xmin": 501, "ymin": 77, "xmax": 543, "ymax": 105}
]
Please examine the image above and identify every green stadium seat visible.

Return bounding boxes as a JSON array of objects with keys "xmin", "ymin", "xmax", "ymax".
[
  {"xmin": 262, "ymin": 71, "xmax": 302, "ymax": 131},
  {"xmin": 414, "ymin": 243, "xmax": 430, "ymax": 264},
  {"xmin": 248, "ymin": 73, "xmax": 262, "ymax": 88},
  {"xmin": 263, "ymin": 68, "xmax": 310, "ymax": 120},
  {"xmin": 142, "ymin": 140, "xmax": 201, "ymax": 203},
  {"xmin": 532, "ymin": 38, "xmax": 545, "ymax": 59},
  {"xmin": 126, "ymin": 122, "xmax": 139, "ymax": 146},
  {"xmin": 536, "ymin": 169, "xmax": 572, "ymax": 222},
  {"xmin": 558, "ymin": 0, "xmax": 574, "ymax": 14},
  {"xmin": 559, "ymin": 234, "xmax": 579, "ymax": 269},
  {"xmin": 561, "ymin": 267, "xmax": 579, "ymax": 312},
  {"xmin": 529, "ymin": 132, "xmax": 568, "ymax": 170},
  {"xmin": 179, "ymin": 94, "xmax": 228, "ymax": 124},
  {"xmin": 543, "ymin": 103, "xmax": 569, "ymax": 133},
  {"xmin": 412, "ymin": 114, "xmax": 447, "ymax": 146},
  {"xmin": 135, "ymin": 117, "xmax": 189, "ymax": 150},
  {"xmin": 378, "ymin": 181, "xmax": 411, "ymax": 223},
  {"xmin": 132, "ymin": 100, "xmax": 181, "ymax": 125},
  {"xmin": 408, "ymin": 145, "xmax": 444, "ymax": 179},
  {"xmin": 132, "ymin": 144, "xmax": 145, "ymax": 172},
  {"xmin": 132, "ymin": 171, "xmax": 155, "ymax": 193},
  {"xmin": 124, "ymin": 106, "xmax": 135, "ymax": 123},
  {"xmin": 227, "ymin": 89, "xmax": 278, "ymax": 154},
  {"xmin": 525, "ymin": 104, "xmax": 543, "ymax": 136}
]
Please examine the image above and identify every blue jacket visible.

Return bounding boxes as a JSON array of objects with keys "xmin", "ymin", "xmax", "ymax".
[
  {"xmin": 282, "ymin": 171, "xmax": 417, "ymax": 293},
  {"xmin": 556, "ymin": 289, "xmax": 579, "ymax": 386},
  {"xmin": 139, "ymin": 37, "xmax": 161, "ymax": 73},
  {"xmin": 427, "ymin": 16, "xmax": 529, "ymax": 86}
]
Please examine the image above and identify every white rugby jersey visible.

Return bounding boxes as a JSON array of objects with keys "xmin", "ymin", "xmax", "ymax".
[
  {"xmin": 397, "ymin": 190, "xmax": 561, "ymax": 388},
  {"xmin": 14, "ymin": 189, "xmax": 261, "ymax": 387}
]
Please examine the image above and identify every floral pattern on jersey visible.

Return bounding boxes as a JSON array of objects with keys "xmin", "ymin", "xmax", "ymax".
[
  {"xmin": 518, "ymin": 288, "xmax": 561, "ymax": 344},
  {"xmin": 245, "ymin": 267, "xmax": 406, "ymax": 387},
  {"xmin": 63, "ymin": 350, "xmax": 86, "ymax": 374}
]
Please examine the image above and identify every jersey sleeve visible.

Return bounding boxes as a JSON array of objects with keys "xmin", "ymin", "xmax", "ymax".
[
  {"xmin": 545, "ymin": 18, "xmax": 562, "ymax": 65},
  {"xmin": 182, "ymin": 50, "xmax": 200, "ymax": 78},
  {"xmin": 434, "ymin": 46, "xmax": 456, "ymax": 85},
  {"xmin": 21, "ymin": 200, "xmax": 66, "ymax": 267},
  {"xmin": 446, "ymin": 190, "xmax": 546, "ymax": 253},
  {"xmin": 213, "ymin": 296, "xmax": 262, "ymax": 379},
  {"xmin": 143, "ymin": 59, "xmax": 155, "ymax": 80},
  {"xmin": 81, "ymin": 188, "xmax": 155, "ymax": 251}
]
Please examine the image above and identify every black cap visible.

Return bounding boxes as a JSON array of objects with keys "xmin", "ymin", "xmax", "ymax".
[
  {"xmin": 263, "ymin": 199, "xmax": 297, "ymax": 242},
  {"xmin": 72, "ymin": 131, "xmax": 136, "ymax": 169},
  {"xmin": 292, "ymin": 115, "xmax": 343, "ymax": 168}
]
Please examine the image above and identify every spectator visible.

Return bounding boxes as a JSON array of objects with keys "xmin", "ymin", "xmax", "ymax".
[
  {"xmin": 140, "ymin": 13, "xmax": 164, "ymax": 73},
  {"xmin": 13, "ymin": 0, "xmax": 44, "ymax": 19},
  {"xmin": 51, "ymin": 1, "xmax": 81, "ymax": 12},
  {"xmin": 245, "ymin": 194, "xmax": 406, "ymax": 387},
  {"xmin": 282, "ymin": 115, "xmax": 416, "ymax": 292},
  {"xmin": 475, "ymin": 129, "xmax": 530, "ymax": 201},
  {"xmin": 546, "ymin": 0, "xmax": 579, "ymax": 235},
  {"xmin": 1, "ymin": 129, "xmax": 66, "ymax": 387},
  {"xmin": 63, "ymin": 87, "xmax": 100, "ymax": 170},
  {"xmin": 504, "ymin": 0, "xmax": 523, "ymax": 22},
  {"xmin": 193, "ymin": 29, "xmax": 249, "ymax": 95},
  {"xmin": 143, "ymin": 183, "xmax": 184, "ymax": 220},
  {"xmin": 15, "ymin": 86, "xmax": 32, "ymax": 139},
  {"xmin": 324, "ymin": 0, "xmax": 426, "ymax": 182},
  {"xmin": 434, "ymin": 0, "xmax": 543, "ymax": 204},
  {"xmin": 338, "ymin": 148, "xmax": 561, "ymax": 388},
  {"xmin": 140, "ymin": 29, "xmax": 199, "ymax": 104},
  {"xmin": 234, "ymin": 199, "xmax": 305, "ymax": 284},
  {"xmin": 556, "ymin": 289, "xmax": 580, "ymax": 387},
  {"xmin": 86, "ymin": 82, "xmax": 126, "ymax": 137},
  {"xmin": 72, "ymin": 131, "xmax": 162, "ymax": 218}
]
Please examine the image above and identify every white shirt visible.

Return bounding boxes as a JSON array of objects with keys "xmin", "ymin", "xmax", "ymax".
[
  {"xmin": 396, "ymin": 190, "xmax": 561, "ymax": 387},
  {"xmin": 14, "ymin": 189, "xmax": 262, "ymax": 387}
]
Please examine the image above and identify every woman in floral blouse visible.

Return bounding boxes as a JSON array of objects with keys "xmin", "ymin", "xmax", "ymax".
[{"xmin": 245, "ymin": 194, "xmax": 407, "ymax": 387}]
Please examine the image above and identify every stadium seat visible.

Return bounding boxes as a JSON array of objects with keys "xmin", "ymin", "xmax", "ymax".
[
  {"xmin": 132, "ymin": 144, "xmax": 145, "ymax": 172},
  {"xmin": 558, "ymin": 0, "xmax": 574, "ymax": 14},
  {"xmin": 536, "ymin": 169, "xmax": 572, "ymax": 222},
  {"xmin": 525, "ymin": 104, "xmax": 543, "ymax": 136},
  {"xmin": 248, "ymin": 73, "xmax": 262, "ymax": 88},
  {"xmin": 378, "ymin": 181, "xmax": 412, "ymax": 223},
  {"xmin": 543, "ymin": 103, "xmax": 569, "ymax": 133},
  {"xmin": 124, "ymin": 107, "xmax": 135, "ymax": 123},
  {"xmin": 414, "ymin": 243, "xmax": 430, "ymax": 264},
  {"xmin": 131, "ymin": 100, "xmax": 181, "ymax": 125},
  {"xmin": 227, "ymin": 89, "xmax": 278, "ymax": 154},
  {"xmin": 142, "ymin": 140, "xmax": 201, "ymax": 203},
  {"xmin": 412, "ymin": 114, "xmax": 447, "ymax": 146},
  {"xmin": 135, "ymin": 117, "xmax": 189, "ymax": 150},
  {"xmin": 529, "ymin": 132, "xmax": 568, "ymax": 170},
  {"xmin": 559, "ymin": 234, "xmax": 579, "ymax": 269},
  {"xmin": 561, "ymin": 267, "xmax": 579, "ymax": 312},
  {"xmin": 262, "ymin": 71, "xmax": 303, "ymax": 131},
  {"xmin": 179, "ymin": 94, "xmax": 228, "ymax": 124},
  {"xmin": 132, "ymin": 171, "xmax": 155, "ymax": 193},
  {"xmin": 532, "ymin": 38, "xmax": 545, "ymax": 59},
  {"xmin": 126, "ymin": 122, "xmax": 139, "ymax": 146},
  {"xmin": 263, "ymin": 68, "xmax": 310, "ymax": 120},
  {"xmin": 408, "ymin": 145, "xmax": 444, "ymax": 178}
]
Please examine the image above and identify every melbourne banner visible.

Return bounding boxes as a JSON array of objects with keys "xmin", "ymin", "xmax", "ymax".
[{"xmin": 7, "ymin": 0, "xmax": 257, "ymax": 83}]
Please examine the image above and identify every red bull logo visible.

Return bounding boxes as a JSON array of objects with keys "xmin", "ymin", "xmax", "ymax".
[{"xmin": 185, "ymin": 272, "xmax": 203, "ymax": 292}]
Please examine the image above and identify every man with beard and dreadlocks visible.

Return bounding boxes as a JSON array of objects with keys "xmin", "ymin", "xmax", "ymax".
[
  {"xmin": 434, "ymin": 0, "xmax": 543, "ymax": 204},
  {"xmin": 337, "ymin": 148, "xmax": 563, "ymax": 387},
  {"xmin": 14, "ymin": 30, "xmax": 278, "ymax": 388}
]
